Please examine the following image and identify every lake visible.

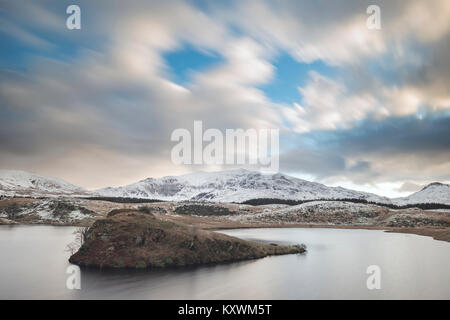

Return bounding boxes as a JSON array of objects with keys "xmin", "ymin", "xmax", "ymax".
[{"xmin": 0, "ymin": 225, "xmax": 449, "ymax": 299}]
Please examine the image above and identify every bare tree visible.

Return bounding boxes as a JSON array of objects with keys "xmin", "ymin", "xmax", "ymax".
[{"xmin": 66, "ymin": 227, "xmax": 89, "ymax": 255}]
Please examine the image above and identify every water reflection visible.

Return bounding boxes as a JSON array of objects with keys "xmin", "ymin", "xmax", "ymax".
[{"xmin": 0, "ymin": 226, "xmax": 449, "ymax": 299}]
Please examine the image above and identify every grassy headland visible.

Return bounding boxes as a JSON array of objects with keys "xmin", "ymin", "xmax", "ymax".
[{"xmin": 69, "ymin": 210, "xmax": 305, "ymax": 269}]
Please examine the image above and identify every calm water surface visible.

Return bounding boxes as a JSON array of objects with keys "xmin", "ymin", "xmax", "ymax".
[{"xmin": 0, "ymin": 225, "xmax": 449, "ymax": 299}]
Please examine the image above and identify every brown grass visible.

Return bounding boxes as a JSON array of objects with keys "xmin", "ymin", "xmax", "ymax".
[{"xmin": 69, "ymin": 211, "xmax": 305, "ymax": 269}]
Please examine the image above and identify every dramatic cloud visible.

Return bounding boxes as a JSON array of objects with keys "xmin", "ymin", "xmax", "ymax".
[
  {"xmin": 0, "ymin": 0, "xmax": 449, "ymax": 196},
  {"xmin": 280, "ymin": 112, "xmax": 450, "ymax": 192}
]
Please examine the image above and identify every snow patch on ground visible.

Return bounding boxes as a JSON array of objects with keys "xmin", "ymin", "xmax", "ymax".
[{"xmin": 0, "ymin": 199, "xmax": 95, "ymax": 223}]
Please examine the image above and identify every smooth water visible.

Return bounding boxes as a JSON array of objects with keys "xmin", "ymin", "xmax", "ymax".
[{"xmin": 0, "ymin": 225, "xmax": 449, "ymax": 299}]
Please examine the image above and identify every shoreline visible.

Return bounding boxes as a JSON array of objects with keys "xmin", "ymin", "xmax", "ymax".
[
  {"xmin": 210, "ymin": 223, "xmax": 450, "ymax": 243},
  {"xmin": 2, "ymin": 198, "xmax": 449, "ymax": 243},
  {"xmin": 2, "ymin": 219, "xmax": 448, "ymax": 243}
]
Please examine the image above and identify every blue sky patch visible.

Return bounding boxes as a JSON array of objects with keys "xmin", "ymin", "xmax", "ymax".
[
  {"xmin": 163, "ymin": 45, "xmax": 223, "ymax": 85},
  {"xmin": 260, "ymin": 52, "xmax": 336, "ymax": 104}
]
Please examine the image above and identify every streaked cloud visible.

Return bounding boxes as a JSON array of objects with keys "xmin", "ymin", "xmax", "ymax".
[{"xmin": 0, "ymin": 0, "xmax": 449, "ymax": 196}]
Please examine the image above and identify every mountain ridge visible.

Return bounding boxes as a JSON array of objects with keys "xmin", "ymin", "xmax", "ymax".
[
  {"xmin": 393, "ymin": 181, "xmax": 450, "ymax": 206},
  {"xmin": 1, "ymin": 169, "xmax": 449, "ymax": 205},
  {"xmin": 0, "ymin": 170, "xmax": 87, "ymax": 197},
  {"xmin": 94, "ymin": 169, "xmax": 392, "ymax": 204}
]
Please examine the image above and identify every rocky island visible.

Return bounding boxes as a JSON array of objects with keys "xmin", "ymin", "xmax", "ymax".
[{"xmin": 69, "ymin": 209, "xmax": 305, "ymax": 269}]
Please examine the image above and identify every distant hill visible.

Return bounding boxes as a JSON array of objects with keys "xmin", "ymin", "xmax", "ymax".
[
  {"xmin": 393, "ymin": 182, "xmax": 450, "ymax": 206},
  {"xmin": 0, "ymin": 170, "xmax": 87, "ymax": 197}
]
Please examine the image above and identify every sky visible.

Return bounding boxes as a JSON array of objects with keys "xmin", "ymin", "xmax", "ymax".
[{"xmin": 1, "ymin": 0, "xmax": 450, "ymax": 197}]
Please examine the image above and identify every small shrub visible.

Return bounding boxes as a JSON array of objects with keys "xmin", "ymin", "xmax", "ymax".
[
  {"xmin": 135, "ymin": 261, "xmax": 147, "ymax": 269},
  {"xmin": 4, "ymin": 203, "xmax": 22, "ymax": 219},
  {"xmin": 174, "ymin": 204, "xmax": 233, "ymax": 216},
  {"xmin": 49, "ymin": 201, "xmax": 76, "ymax": 218},
  {"xmin": 138, "ymin": 206, "xmax": 152, "ymax": 214},
  {"xmin": 107, "ymin": 208, "xmax": 135, "ymax": 217}
]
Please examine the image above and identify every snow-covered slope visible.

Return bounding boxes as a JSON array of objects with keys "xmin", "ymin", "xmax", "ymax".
[
  {"xmin": 393, "ymin": 182, "xmax": 450, "ymax": 206},
  {"xmin": 95, "ymin": 169, "xmax": 392, "ymax": 203},
  {"xmin": 2, "ymin": 169, "xmax": 449, "ymax": 205},
  {"xmin": 0, "ymin": 170, "xmax": 87, "ymax": 197}
]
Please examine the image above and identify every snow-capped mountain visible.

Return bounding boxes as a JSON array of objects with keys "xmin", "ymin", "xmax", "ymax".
[
  {"xmin": 0, "ymin": 170, "xmax": 87, "ymax": 197},
  {"xmin": 393, "ymin": 182, "xmax": 450, "ymax": 206},
  {"xmin": 1, "ymin": 169, "xmax": 449, "ymax": 205},
  {"xmin": 95, "ymin": 169, "xmax": 392, "ymax": 203}
]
